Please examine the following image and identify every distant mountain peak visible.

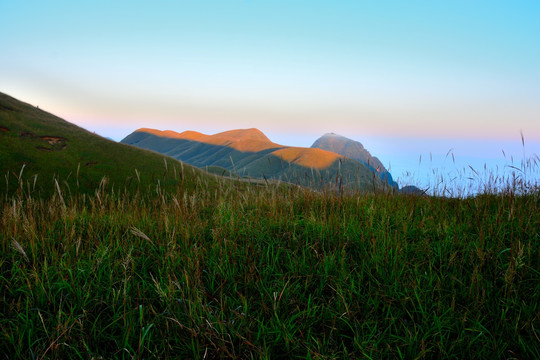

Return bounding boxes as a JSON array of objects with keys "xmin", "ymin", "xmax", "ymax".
[
  {"xmin": 311, "ymin": 133, "xmax": 398, "ymax": 188},
  {"xmin": 212, "ymin": 128, "xmax": 271, "ymax": 143},
  {"xmin": 311, "ymin": 133, "xmax": 366, "ymax": 155},
  {"xmin": 134, "ymin": 128, "xmax": 185, "ymax": 139},
  {"xmin": 178, "ymin": 130, "xmax": 205, "ymax": 140}
]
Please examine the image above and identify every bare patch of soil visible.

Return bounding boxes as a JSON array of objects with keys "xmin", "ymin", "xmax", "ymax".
[
  {"xmin": 19, "ymin": 133, "xmax": 68, "ymax": 151},
  {"xmin": 40, "ymin": 136, "xmax": 67, "ymax": 146}
]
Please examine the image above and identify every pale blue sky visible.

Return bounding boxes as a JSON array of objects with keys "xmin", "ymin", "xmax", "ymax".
[{"xmin": 1, "ymin": 0, "xmax": 539, "ymax": 188}]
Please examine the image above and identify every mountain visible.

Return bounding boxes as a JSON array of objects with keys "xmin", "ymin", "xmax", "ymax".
[
  {"xmin": 400, "ymin": 185, "xmax": 425, "ymax": 195},
  {"xmin": 0, "ymin": 92, "xmax": 208, "ymax": 196},
  {"xmin": 0, "ymin": 91, "xmax": 396, "ymax": 195},
  {"xmin": 122, "ymin": 128, "xmax": 391, "ymax": 191},
  {"xmin": 311, "ymin": 133, "xmax": 398, "ymax": 188}
]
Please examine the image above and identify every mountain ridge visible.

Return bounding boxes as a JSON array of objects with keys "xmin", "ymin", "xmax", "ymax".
[
  {"xmin": 122, "ymin": 128, "xmax": 394, "ymax": 191},
  {"xmin": 311, "ymin": 132, "xmax": 397, "ymax": 188}
]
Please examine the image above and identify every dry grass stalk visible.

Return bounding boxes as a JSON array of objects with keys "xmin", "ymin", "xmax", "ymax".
[
  {"xmin": 11, "ymin": 237, "xmax": 29, "ymax": 263},
  {"xmin": 130, "ymin": 226, "xmax": 155, "ymax": 246}
]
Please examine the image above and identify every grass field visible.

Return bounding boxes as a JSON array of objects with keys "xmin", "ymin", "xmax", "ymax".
[
  {"xmin": 1, "ymin": 92, "xmax": 539, "ymax": 359},
  {"xmin": 1, "ymin": 162, "xmax": 539, "ymax": 359}
]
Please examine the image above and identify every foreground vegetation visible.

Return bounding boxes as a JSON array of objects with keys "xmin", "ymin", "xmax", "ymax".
[
  {"xmin": 1, "ymin": 167, "xmax": 539, "ymax": 359},
  {"xmin": 0, "ymin": 91, "xmax": 223, "ymax": 198}
]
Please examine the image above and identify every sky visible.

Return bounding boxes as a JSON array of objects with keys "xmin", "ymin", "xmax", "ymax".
[{"xmin": 1, "ymin": 0, "xmax": 539, "ymax": 191}]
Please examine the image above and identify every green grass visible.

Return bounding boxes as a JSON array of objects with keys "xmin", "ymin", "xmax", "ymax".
[
  {"xmin": 1, "ymin": 167, "xmax": 538, "ymax": 359},
  {"xmin": 0, "ymin": 92, "xmax": 223, "ymax": 197},
  {"xmin": 1, "ymin": 92, "xmax": 539, "ymax": 358}
]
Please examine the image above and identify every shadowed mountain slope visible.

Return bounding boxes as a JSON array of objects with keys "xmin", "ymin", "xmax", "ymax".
[
  {"xmin": 311, "ymin": 133, "xmax": 398, "ymax": 188},
  {"xmin": 122, "ymin": 128, "xmax": 390, "ymax": 191},
  {"xmin": 0, "ymin": 92, "xmax": 210, "ymax": 196}
]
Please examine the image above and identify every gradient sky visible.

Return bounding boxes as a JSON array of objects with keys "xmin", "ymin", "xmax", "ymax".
[{"xmin": 1, "ymin": 0, "xmax": 539, "ymax": 189}]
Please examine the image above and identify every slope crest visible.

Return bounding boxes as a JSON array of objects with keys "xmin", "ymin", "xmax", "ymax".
[
  {"xmin": 271, "ymin": 147, "xmax": 342, "ymax": 169},
  {"xmin": 0, "ymin": 93, "xmax": 205, "ymax": 196},
  {"xmin": 210, "ymin": 128, "xmax": 271, "ymax": 143}
]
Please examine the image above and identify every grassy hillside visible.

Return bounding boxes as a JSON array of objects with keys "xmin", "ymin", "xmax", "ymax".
[
  {"xmin": 1, "ymin": 175, "xmax": 538, "ymax": 359},
  {"xmin": 122, "ymin": 128, "xmax": 388, "ymax": 192},
  {"xmin": 0, "ymin": 92, "xmax": 219, "ymax": 196},
  {"xmin": 1, "ymin": 92, "xmax": 538, "ymax": 359}
]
